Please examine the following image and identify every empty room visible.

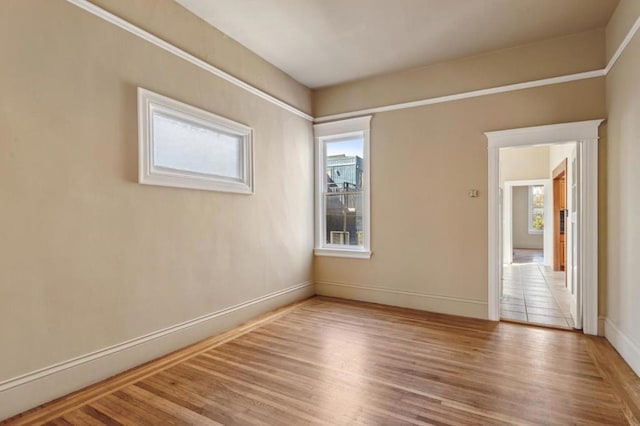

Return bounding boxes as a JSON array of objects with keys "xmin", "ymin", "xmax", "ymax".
[{"xmin": 2, "ymin": 0, "xmax": 640, "ymax": 424}]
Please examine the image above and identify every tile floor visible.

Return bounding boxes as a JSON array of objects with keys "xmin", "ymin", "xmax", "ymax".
[{"xmin": 501, "ymin": 255, "xmax": 574, "ymax": 329}]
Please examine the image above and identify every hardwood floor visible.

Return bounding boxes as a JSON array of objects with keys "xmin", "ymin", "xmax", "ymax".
[{"xmin": 4, "ymin": 297, "xmax": 640, "ymax": 425}]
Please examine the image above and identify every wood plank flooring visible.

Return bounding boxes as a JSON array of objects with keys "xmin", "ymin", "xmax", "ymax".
[{"xmin": 4, "ymin": 296, "xmax": 640, "ymax": 425}]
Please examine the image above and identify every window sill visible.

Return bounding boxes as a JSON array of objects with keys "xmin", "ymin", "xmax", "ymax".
[{"xmin": 314, "ymin": 248, "xmax": 372, "ymax": 259}]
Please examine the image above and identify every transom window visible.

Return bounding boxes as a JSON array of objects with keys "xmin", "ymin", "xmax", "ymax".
[
  {"xmin": 313, "ymin": 116, "xmax": 371, "ymax": 259},
  {"xmin": 138, "ymin": 88, "xmax": 253, "ymax": 194}
]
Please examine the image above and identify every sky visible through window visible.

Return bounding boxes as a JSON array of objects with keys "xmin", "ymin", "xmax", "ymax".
[{"xmin": 326, "ymin": 137, "xmax": 363, "ymax": 157}]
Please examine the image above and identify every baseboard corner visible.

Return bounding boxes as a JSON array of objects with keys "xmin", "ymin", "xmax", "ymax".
[
  {"xmin": 0, "ymin": 281, "xmax": 314, "ymax": 421},
  {"xmin": 604, "ymin": 317, "xmax": 640, "ymax": 377}
]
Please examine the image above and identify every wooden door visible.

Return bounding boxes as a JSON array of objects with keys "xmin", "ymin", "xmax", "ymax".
[{"xmin": 553, "ymin": 159, "xmax": 567, "ymax": 272}]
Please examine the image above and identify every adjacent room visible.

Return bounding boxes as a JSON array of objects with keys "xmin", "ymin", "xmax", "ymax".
[
  {"xmin": 499, "ymin": 143, "xmax": 578, "ymax": 329},
  {"xmin": 2, "ymin": 0, "xmax": 640, "ymax": 424}
]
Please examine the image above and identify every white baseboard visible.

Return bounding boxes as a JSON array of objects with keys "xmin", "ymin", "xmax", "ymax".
[
  {"xmin": 0, "ymin": 281, "xmax": 314, "ymax": 421},
  {"xmin": 598, "ymin": 316, "xmax": 606, "ymax": 336},
  {"xmin": 315, "ymin": 280, "xmax": 488, "ymax": 319},
  {"xmin": 604, "ymin": 318, "xmax": 640, "ymax": 377}
]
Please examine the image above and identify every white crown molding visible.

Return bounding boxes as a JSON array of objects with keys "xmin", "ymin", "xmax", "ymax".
[
  {"xmin": 605, "ymin": 14, "xmax": 640, "ymax": 74},
  {"xmin": 315, "ymin": 12, "xmax": 640, "ymax": 123},
  {"xmin": 66, "ymin": 0, "xmax": 639, "ymax": 125},
  {"xmin": 64, "ymin": 0, "xmax": 313, "ymax": 122},
  {"xmin": 313, "ymin": 70, "xmax": 605, "ymax": 123},
  {"xmin": 0, "ymin": 281, "xmax": 313, "ymax": 394}
]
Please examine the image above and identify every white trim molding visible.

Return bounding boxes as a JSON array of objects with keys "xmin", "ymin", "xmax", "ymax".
[
  {"xmin": 605, "ymin": 14, "xmax": 640, "ymax": 74},
  {"xmin": 485, "ymin": 120, "xmax": 604, "ymax": 336},
  {"xmin": 0, "ymin": 281, "xmax": 314, "ymax": 420},
  {"xmin": 605, "ymin": 318, "xmax": 640, "ymax": 377},
  {"xmin": 64, "ymin": 0, "xmax": 639, "ymax": 125},
  {"xmin": 316, "ymin": 281, "xmax": 488, "ymax": 319},
  {"xmin": 598, "ymin": 315, "xmax": 606, "ymax": 336},
  {"xmin": 314, "ymin": 12, "xmax": 640, "ymax": 123},
  {"xmin": 314, "ymin": 70, "xmax": 604, "ymax": 123},
  {"xmin": 314, "ymin": 248, "xmax": 372, "ymax": 259},
  {"xmin": 137, "ymin": 87, "xmax": 255, "ymax": 194},
  {"xmin": 313, "ymin": 116, "xmax": 372, "ymax": 259},
  {"xmin": 64, "ymin": 0, "xmax": 313, "ymax": 122},
  {"xmin": 484, "ymin": 120, "xmax": 604, "ymax": 148}
]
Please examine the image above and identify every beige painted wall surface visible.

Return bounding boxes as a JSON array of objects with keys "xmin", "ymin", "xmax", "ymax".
[
  {"xmin": 313, "ymin": 29, "xmax": 605, "ymax": 117},
  {"xmin": 315, "ymin": 78, "xmax": 605, "ymax": 319},
  {"xmin": 0, "ymin": 0, "xmax": 313, "ymax": 382},
  {"xmin": 500, "ymin": 145, "xmax": 550, "ymax": 186},
  {"xmin": 605, "ymin": 0, "xmax": 640, "ymax": 61},
  {"xmin": 605, "ymin": 19, "xmax": 640, "ymax": 355},
  {"xmin": 549, "ymin": 144, "xmax": 575, "ymax": 176},
  {"xmin": 512, "ymin": 186, "xmax": 543, "ymax": 250},
  {"xmin": 89, "ymin": 0, "xmax": 312, "ymax": 114}
]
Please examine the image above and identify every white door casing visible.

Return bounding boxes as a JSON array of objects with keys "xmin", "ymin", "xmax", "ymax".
[
  {"xmin": 570, "ymin": 147, "xmax": 582, "ymax": 329},
  {"xmin": 486, "ymin": 120, "xmax": 603, "ymax": 335}
]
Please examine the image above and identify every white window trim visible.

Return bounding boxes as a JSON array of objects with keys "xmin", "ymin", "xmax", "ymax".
[
  {"xmin": 137, "ymin": 87, "xmax": 254, "ymax": 194},
  {"xmin": 313, "ymin": 116, "xmax": 372, "ymax": 259},
  {"xmin": 527, "ymin": 185, "xmax": 544, "ymax": 235}
]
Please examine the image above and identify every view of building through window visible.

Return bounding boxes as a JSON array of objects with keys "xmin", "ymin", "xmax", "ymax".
[{"xmin": 325, "ymin": 137, "xmax": 364, "ymax": 246}]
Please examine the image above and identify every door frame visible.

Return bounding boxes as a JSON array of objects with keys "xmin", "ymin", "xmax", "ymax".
[
  {"xmin": 502, "ymin": 179, "xmax": 552, "ymax": 266},
  {"xmin": 485, "ymin": 119, "xmax": 603, "ymax": 335}
]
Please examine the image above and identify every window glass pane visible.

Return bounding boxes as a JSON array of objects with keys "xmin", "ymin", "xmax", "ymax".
[
  {"xmin": 531, "ymin": 185, "xmax": 544, "ymax": 231},
  {"xmin": 325, "ymin": 192, "xmax": 363, "ymax": 246},
  {"xmin": 325, "ymin": 137, "xmax": 364, "ymax": 192},
  {"xmin": 324, "ymin": 136, "xmax": 364, "ymax": 246},
  {"xmin": 531, "ymin": 185, "xmax": 544, "ymax": 208},
  {"xmin": 152, "ymin": 112, "xmax": 242, "ymax": 179}
]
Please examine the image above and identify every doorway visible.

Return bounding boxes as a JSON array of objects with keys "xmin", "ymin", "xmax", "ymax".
[
  {"xmin": 501, "ymin": 167, "xmax": 573, "ymax": 329},
  {"xmin": 486, "ymin": 120, "xmax": 603, "ymax": 335}
]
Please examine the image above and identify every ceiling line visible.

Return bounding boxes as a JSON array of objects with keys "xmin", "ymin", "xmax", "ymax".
[
  {"xmin": 314, "ymin": 69, "xmax": 605, "ymax": 123},
  {"xmin": 65, "ymin": 0, "xmax": 314, "ymax": 122},
  {"xmin": 605, "ymin": 14, "xmax": 640, "ymax": 74},
  {"xmin": 66, "ymin": 0, "xmax": 635, "ymax": 125},
  {"xmin": 315, "ymin": 14, "xmax": 640, "ymax": 123}
]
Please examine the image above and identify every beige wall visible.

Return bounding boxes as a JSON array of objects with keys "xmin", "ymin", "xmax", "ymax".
[
  {"xmin": 313, "ymin": 29, "xmax": 605, "ymax": 117},
  {"xmin": 549, "ymin": 144, "xmax": 575, "ymax": 176},
  {"xmin": 604, "ymin": 0, "xmax": 640, "ymax": 374},
  {"xmin": 605, "ymin": 0, "xmax": 640, "ymax": 62},
  {"xmin": 2, "ymin": 0, "xmax": 635, "ymax": 418},
  {"xmin": 0, "ymin": 0, "xmax": 313, "ymax": 415},
  {"xmin": 512, "ymin": 186, "xmax": 543, "ymax": 250},
  {"xmin": 313, "ymin": 22, "xmax": 607, "ymax": 319},
  {"xmin": 500, "ymin": 145, "xmax": 550, "ymax": 186},
  {"xmin": 90, "ymin": 0, "xmax": 311, "ymax": 114},
  {"xmin": 315, "ymin": 78, "xmax": 605, "ymax": 318}
]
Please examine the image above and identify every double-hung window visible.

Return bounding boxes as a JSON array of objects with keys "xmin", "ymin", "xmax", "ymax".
[{"xmin": 313, "ymin": 116, "xmax": 371, "ymax": 259}]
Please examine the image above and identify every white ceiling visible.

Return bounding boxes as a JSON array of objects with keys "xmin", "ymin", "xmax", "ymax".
[{"xmin": 176, "ymin": 0, "xmax": 618, "ymax": 89}]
